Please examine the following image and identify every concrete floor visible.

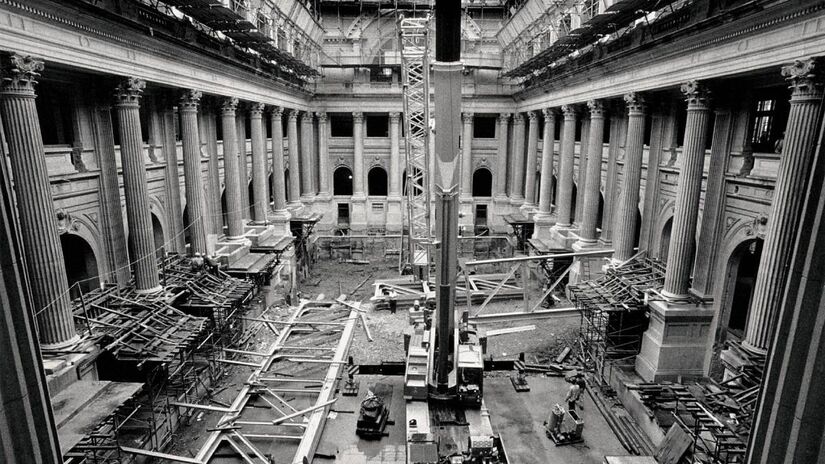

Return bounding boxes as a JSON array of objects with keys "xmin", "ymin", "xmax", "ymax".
[{"xmin": 314, "ymin": 374, "xmax": 626, "ymax": 464}]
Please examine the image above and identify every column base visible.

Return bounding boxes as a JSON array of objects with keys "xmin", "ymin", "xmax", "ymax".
[
  {"xmin": 387, "ymin": 196, "xmax": 403, "ymax": 233},
  {"xmin": 547, "ymin": 223, "xmax": 579, "ymax": 249},
  {"xmin": 519, "ymin": 202, "xmax": 538, "ymax": 219},
  {"xmin": 40, "ymin": 333, "xmax": 82, "ymax": 352},
  {"xmin": 568, "ymin": 241, "xmax": 607, "ymax": 285},
  {"xmin": 491, "ymin": 195, "xmax": 512, "ymax": 232},
  {"xmin": 598, "ymin": 237, "xmax": 613, "ymax": 248},
  {"xmin": 635, "ymin": 298, "xmax": 714, "ymax": 382},
  {"xmin": 215, "ymin": 235, "xmax": 253, "ymax": 266},
  {"xmin": 300, "ymin": 194, "xmax": 316, "ymax": 204},
  {"xmin": 350, "ymin": 196, "xmax": 367, "ymax": 233},
  {"xmin": 135, "ymin": 285, "xmax": 164, "ymax": 295},
  {"xmin": 509, "ymin": 196, "xmax": 525, "ymax": 207}
]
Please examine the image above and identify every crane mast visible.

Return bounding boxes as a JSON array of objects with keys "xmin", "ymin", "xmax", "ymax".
[{"xmin": 398, "ymin": 16, "xmax": 433, "ymax": 280}]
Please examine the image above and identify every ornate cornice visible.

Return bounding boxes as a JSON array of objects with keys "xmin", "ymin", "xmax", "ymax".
[
  {"xmin": 0, "ymin": 53, "xmax": 44, "ymax": 94},
  {"xmin": 782, "ymin": 57, "xmax": 825, "ymax": 101},
  {"xmin": 249, "ymin": 102, "xmax": 265, "ymax": 117},
  {"xmin": 220, "ymin": 96, "xmax": 239, "ymax": 114},
  {"xmin": 179, "ymin": 89, "xmax": 202, "ymax": 111},
  {"xmin": 587, "ymin": 99, "xmax": 606, "ymax": 118},
  {"xmin": 113, "ymin": 77, "xmax": 145, "ymax": 106},
  {"xmin": 681, "ymin": 80, "xmax": 712, "ymax": 108},
  {"xmin": 623, "ymin": 92, "xmax": 646, "ymax": 114}
]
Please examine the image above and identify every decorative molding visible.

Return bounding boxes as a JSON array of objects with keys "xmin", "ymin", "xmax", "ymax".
[
  {"xmin": 0, "ymin": 52, "xmax": 43, "ymax": 92},
  {"xmin": 113, "ymin": 77, "xmax": 145, "ymax": 106},
  {"xmin": 681, "ymin": 80, "xmax": 712, "ymax": 108},
  {"xmin": 782, "ymin": 57, "xmax": 825, "ymax": 100}
]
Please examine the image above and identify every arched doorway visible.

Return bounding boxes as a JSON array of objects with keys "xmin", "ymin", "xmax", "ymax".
[
  {"xmin": 333, "ymin": 166, "xmax": 353, "ymax": 196},
  {"xmin": 368, "ymin": 166, "xmax": 388, "ymax": 196},
  {"xmin": 472, "ymin": 168, "xmax": 493, "ymax": 197},
  {"xmin": 723, "ymin": 238, "xmax": 764, "ymax": 339},
  {"xmin": 60, "ymin": 234, "xmax": 99, "ymax": 297},
  {"xmin": 660, "ymin": 217, "xmax": 674, "ymax": 262},
  {"xmin": 151, "ymin": 213, "xmax": 165, "ymax": 259}
]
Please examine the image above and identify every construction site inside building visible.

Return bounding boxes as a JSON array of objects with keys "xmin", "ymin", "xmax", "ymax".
[{"xmin": 13, "ymin": 2, "xmax": 788, "ymax": 464}]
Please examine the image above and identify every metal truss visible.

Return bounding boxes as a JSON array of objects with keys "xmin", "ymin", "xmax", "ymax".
[{"xmin": 398, "ymin": 15, "xmax": 433, "ymax": 277}]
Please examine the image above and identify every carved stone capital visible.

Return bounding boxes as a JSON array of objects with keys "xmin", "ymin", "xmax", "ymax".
[
  {"xmin": 316, "ymin": 111, "xmax": 328, "ymax": 123},
  {"xmin": 389, "ymin": 112, "xmax": 401, "ymax": 123},
  {"xmin": 513, "ymin": 112, "xmax": 526, "ymax": 124},
  {"xmin": 542, "ymin": 108, "xmax": 557, "ymax": 120},
  {"xmin": 0, "ymin": 53, "xmax": 44, "ymax": 94},
  {"xmin": 782, "ymin": 57, "xmax": 825, "ymax": 101},
  {"xmin": 268, "ymin": 105, "xmax": 283, "ymax": 119},
  {"xmin": 288, "ymin": 109, "xmax": 299, "ymax": 121},
  {"xmin": 527, "ymin": 110, "xmax": 539, "ymax": 122},
  {"xmin": 301, "ymin": 111, "xmax": 313, "ymax": 122},
  {"xmin": 561, "ymin": 104, "xmax": 577, "ymax": 119},
  {"xmin": 113, "ymin": 77, "xmax": 146, "ymax": 106},
  {"xmin": 220, "ymin": 97, "xmax": 239, "ymax": 114},
  {"xmin": 587, "ymin": 99, "xmax": 606, "ymax": 118},
  {"xmin": 249, "ymin": 102, "xmax": 265, "ymax": 117},
  {"xmin": 623, "ymin": 92, "xmax": 646, "ymax": 114},
  {"xmin": 352, "ymin": 111, "xmax": 364, "ymax": 123},
  {"xmin": 462, "ymin": 112, "xmax": 474, "ymax": 124},
  {"xmin": 179, "ymin": 89, "xmax": 202, "ymax": 112},
  {"xmin": 498, "ymin": 113, "xmax": 511, "ymax": 123},
  {"xmin": 681, "ymin": 80, "xmax": 712, "ymax": 108}
]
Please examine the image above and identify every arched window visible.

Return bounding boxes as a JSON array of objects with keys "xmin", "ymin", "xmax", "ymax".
[
  {"xmin": 333, "ymin": 166, "xmax": 353, "ymax": 196},
  {"xmin": 60, "ymin": 234, "xmax": 99, "ymax": 296},
  {"xmin": 368, "ymin": 166, "xmax": 388, "ymax": 196},
  {"xmin": 472, "ymin": 168, "xmax": 493, "ymax": 197},
  {"xmin": 151, "ymin": 213, "xmax": 165, "ymax": 259}
]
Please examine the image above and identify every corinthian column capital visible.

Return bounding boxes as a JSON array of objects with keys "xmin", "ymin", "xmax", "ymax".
[
  {"xmin": 527, "ymin": 110, "xmax": 539, "ymax": 122},
  {"xmin": 389, "ymin": 111, "xmax": 401, "ymax": 123},
  {"xmin": 623, "ymin": 92, "xmax": 646, "ymax": 114},
  {"xmin": 268, "ymin": 105, "xmax": 283, "ymax": 119},
  {"xmin": 561, "ymin": 104, "xmax": 577, "ymax": 119},
  {"xmin": 681, "ymin": 80, "xmax": 712, "ymax": 109},
  {"xmin": 462, "ymin": 112, "xmax": 474, "ymax": 124},
  {"xmin": 220, "ymin": 97, "xmax": 239, "ymax": 114},
  {"xmin": 316, "ymin": 111, "xmax": 328, "ymax": 123},
  {"xmin": 0, "ymin": 53, "xmax": 44, "ymax": 93},
  {"xmin": 114, "ymin": 77, "xmax": 146, "ymax": 106},
  {"xmin": 179, "ymin": 89, "xmax": 202, "ymax": 111},
  {"xmin": 782, "ymin": 57, "xmax": 825, "ymax": 100},
  {"xmin": 249, "ymin": 102, "xmax": 265, "ymax": 116},
  {"xmin": 587, "ymin": 99, "xmax": 606, "ymax": 118},
  {"xmin": 542, "ymin": 107, "xmax": 557, "ymax": 119},
  {"xmin": 352, "ymin": 111, "xmax": 364, "ymax": 123}
]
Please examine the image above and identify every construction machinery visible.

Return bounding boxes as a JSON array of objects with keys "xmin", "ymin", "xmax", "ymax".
[{"xmin": 356, "ymin": 383, "xmax": 393, "ymax": 439}]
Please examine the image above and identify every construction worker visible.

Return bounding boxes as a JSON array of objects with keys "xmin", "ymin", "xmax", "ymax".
[
  {"xmin": 190, "ymin": 252, "xmax": 205, "ymax": 271},
  {"xmin": 564, "ymin": 373, "xmax": 582, "ymax": 412},
  {"xmin": 388, "ymin": 289, "xmax": 398, "ymax": 314}
]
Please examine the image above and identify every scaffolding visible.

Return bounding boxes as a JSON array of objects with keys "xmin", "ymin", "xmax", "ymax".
[
  {"xmin": 570, "ymin": 258, "xmax": 667, "ymax": 385},
  {"xmin": 398, "ymin": 15, "xmax": 433, "ymax": 277}
]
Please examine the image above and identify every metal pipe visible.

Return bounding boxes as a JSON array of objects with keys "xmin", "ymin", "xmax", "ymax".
[{"xmin": 466, "ymin": 249, "xmax": 615, "ymax": 266}]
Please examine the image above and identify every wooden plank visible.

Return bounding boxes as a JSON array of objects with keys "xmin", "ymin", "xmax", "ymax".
[
  {"xmin": 654, "ymin": 423, "xmax": 693, "ymax": 464},
  {"xmin": 120, "ymin": 446, "xmax": 202, "ymax": 464},
  {"xmin": 486, "ymin": 325, "xmax": 536, "ymax": 337}
]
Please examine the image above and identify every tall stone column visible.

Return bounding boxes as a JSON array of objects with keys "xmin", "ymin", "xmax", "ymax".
[
  {"xmin": 179, "ymin": 89, "xmax": 207, "ymax": 255},
  {"xmin": 351, "ymin": 111, "xmax": 367, "ymax": 230},
  {"xmin": 206, "ymin": 107, "xmax": 222, "ymax": 236},
  {"xmin": 575, "ymin": 116, "xmax": 591, "ymax": 224},
  {"xmin": 113, "ymin": 77, "xmax": 161, "ymax": 294},
  {"xmin": 268, "ymin": 106, "xmax": 291, "ymax": 235},
  {"xmin": 523, "ymin": 110, "xmax": 540, "ymax": 210},
  {"xmin": 249, "ymin": 103, "xmax": 268, "ymax": 223},
  {"xmin": 576, "ymin": 99, "xmax": 606, "ymax": 246},
  {"xmin": 287, "ymin": 109, "xmax": 301, "ymax": 206},
  {"xmin": 662, "ymin": 82, "xmax": 712, "ymax": 297},
  {"xmin": 555, "ymin": 105, "xmax": 577, "ymax": 227},
  {"xmin": 460, "ymin": 112, "xmax": 474, "ymax": 199},
  {"xmin": 532, "ymin": 108, "xmax": 557, "ymax": 243},
  {"xmin": 509, "ymin": 113, "xmax": 526, "ymax": 205},
  {"xmin": 0, "ymin": 54, "xmax": 79, "ymax": 348},
  {"xmin": 388, "ymin": 112, "xmax": 403, "ymax": 232},
  {"xmin": 300, "ymin": 112, "xmax": 315, "ymax": 202},
  {"xmin": 316, "ymin": 112, "xmax": 330, "ymax": 200},
  {"xmin": 93, "ymin": 103, "xmax": 131, "ymax": 286},
  {"xmin": 494, "ymin": 113, "xmax": 510, "ymax": 201},
  {"xmin": 220, "ymin": 98, "xmax": 245, "ymax": 238},
  {"xmin": 600, "ymin": 110, "xmax": 627, "ymax": 246},
  {"xmin": 235, "ymin": 110, "xmax": 251, "ymax": 219},
  {"xmin": 743, "ymin": 58, "xmax": 825, "ymax": 354},
  {"xmin": 613, "ymin": 93, "xmax": 646, "ymax": 262},
  {"xmin": 160, "ymin": 100, "xmax": 186, "ymax": 252}
]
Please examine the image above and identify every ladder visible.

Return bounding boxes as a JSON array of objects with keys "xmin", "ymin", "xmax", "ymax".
[{"xmin": 398, "ymin": 15, "xmax": 433, "ymax": 278}]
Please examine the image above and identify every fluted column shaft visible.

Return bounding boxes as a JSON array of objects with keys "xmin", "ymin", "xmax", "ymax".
[
  {"xmin": 0, "ymin": 54, "xmax": 79, "ymax": 347},
  {"xmin": 537, "ymin": 108, "xmax": 556, "ymax": 216},
  {"xmin": 317, "ymin": 112, "xmax": 330, "ymax": 197},
  {"xmin": 556, "ymin": 106, "xmax": 577, "ymax": 227},
  {"xmin": 113, "ymin": 78, "xmax": 161, "ymax": 294},
  {"xmin": 300, "ymin": 112, "xmax": 315, "ymax": 200},
  {"xmin": 220, "ymin": 98, "xmax": 244, "ymax": 238},
  {"xmin": 93, "ymin": 103, "xmax": 131, "ymax": 286},
  {"xmin": 524, "ymin": 111, "xmax": 540, "ymax": 205},
  {"xmin": 576, "ymin": 116, "xmax": 591, "ymax": 223},
  {"xmin": 249, "ymin": 103, "xmax": 268, "ymax": 222},
  {"xmin": 613, "ymin": 94, "xmax": 646, "ymax": 262},
  {"xmin": 161, "ymin": 104, "xmax": 185, "ymax": 251},
  {"xmin": 494, "ymin": 113, "xmax": 510, "ymax": 198},
  {"xmin": 203, "ymin": 108, "xmax": 222, "ymax": 235},
  {"xmin": 662, "ymin": 82, "xmax": 712, "ymax": 297},
  {"xmin": 287, "ymin": 110, "xmax": 301, "ymax": 204},
  {"xmin": 389, "ymin": 112, "xmax": 402, "ymax": 197},
  {"xmin": 580, "ymin": 100, "xmax": 606, "ymax": 242},
  {"xmin": 600, "ymin": 113, "xmax": 626, "ymax": 245},
  {"xmin": 269, "ymin": 107, "xmax": 288, "ymax": 212},
  {"xmin": 461, "ymin": 112, "xmax": 474, "ymax": 199},
  {"xmin": 236, "ymin": 111, "xmax": 250, "ymax": 218},
  {"xmin": 509, "ymin": 113, "xmax": 526, "ymax": 202},
  {"xmin": 353, "ymin": 112, "xmax": 365, "ymax": 197},
  {"xmin": 179, "ymin": 90, "xmax": 207, "ymax": 255},
  {"xmin": 743, "ymin": 59, "xmax": 825, "ymax": 354}
]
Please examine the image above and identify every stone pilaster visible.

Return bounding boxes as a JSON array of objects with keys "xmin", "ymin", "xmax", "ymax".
[
  {"xmin": 113, "ymin": 77, "xmax": 161, "ymax": 294},
  {"xmin": 268, "ymin": 106, "xmax": 291, "ymax": 236},
  {"xmin": 160, "ymin": 99, "xmax": 186, "ymax": 251},
  {"xmin": 576, "ymin": 99, "xmax": 606, "ymax": 245},
  {"xmin": 316, "ymin": 112, "xmax": 330, "ymax": 200},
  {"xmin": 351, "ymin": 111, "xmax": 367, "ymax": 231},
  {"xmin": 249, "ymin": 103, "xmax": 268, "ymax": 223},
  {"xmin": 93, "ymin": 102, "xmax": 131, "ymax": 286},
  {"xmin": 287, "ymin": 109, "xmax": 301, "ymax": 207},
  {"xmin": 236, "ymin": 110, "xmax": 250, "ymax": 219},
  {"xmin": 300, "ymin": 111, "xmax": 315, "ymax": 202},
  {"xmin": 743, "ymin": 58, "xmax": 825, "ymax": 354},
  {"xmin": 387, "ymin": 112, "xmax": 403, "ymax": 232},
  {"xmin": 220, "ymin": 97, "xmax": 245, "ymax": 238},
  {"xmin": 555, "ymin": 105, "xmax": 577, "ymax": 227},
  {"xmin": 0, "ymin": 53, "xmax": 80, "ymax": 348},
  {"xmin": 613, "ymin": 93, "xmax": 646, "ymax": 262},
  {"xmin": 662, "ymin": 81, "xmax": 712, "ymax": 297},
  {"xmin": 509, "ymin": 113, "xmax": 526, "ymax": 205},
  {"xmin": 522, "ymin": 110, "xmax": 540, "ymax": 211},
  {"xmin": 533, "ymin": 108, "xmax": 556, "ymax": 242},
  {"xmin": 460, "ymin": 112, "xmax": 474, "ymax": 230},
  {"xmin": 179, "ymin": 89, "xmax": 207, "ymax": 255}
]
